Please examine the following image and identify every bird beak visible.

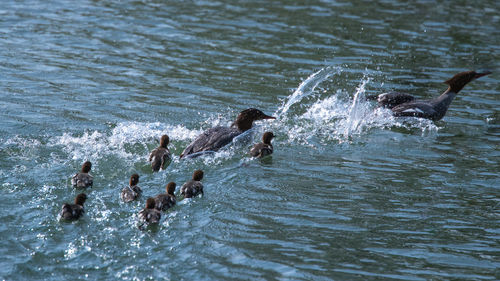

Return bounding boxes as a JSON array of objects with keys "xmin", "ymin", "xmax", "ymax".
[
  {"xmin": 261, "ymin": 114, "xmax": 276, "ymax": 120},
  {"xmin": 475, "ymin": 70, "xmax": 492, "ymax": 79}
]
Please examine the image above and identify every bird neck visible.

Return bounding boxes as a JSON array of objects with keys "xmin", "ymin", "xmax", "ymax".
[
  {"xmin": 231, "ymin": 119, "xmax": 252, "ymax": 131},
  {"xmin": 433, "ymin": 87, "xmax": 457, "ymax": 109}
]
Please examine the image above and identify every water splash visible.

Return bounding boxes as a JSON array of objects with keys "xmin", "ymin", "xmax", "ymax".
[
  {"xmin": 277, "ymin": 68, "xmax": 438, "ymax": 146},
  {"xmin": 276, "ymin": 66, "xmax": 342, "ymax": 117},
  {"xmin": 343, "ymin": 76, "xmax": 371, "ymax": 138}
]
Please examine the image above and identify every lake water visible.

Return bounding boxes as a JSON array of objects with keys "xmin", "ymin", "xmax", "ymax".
[{"xmin": 1, "ymin": 0, "xmax": 499, "ymax": 280}]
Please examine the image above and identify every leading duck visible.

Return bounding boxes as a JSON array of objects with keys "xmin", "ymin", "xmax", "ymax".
[
  {"xmin": 368, "ymin": 70, "xmax": 491, "ymax": 121},
  {"xmin": 180, "ymin": 108, "xmax": 276, "ymax": 158}
]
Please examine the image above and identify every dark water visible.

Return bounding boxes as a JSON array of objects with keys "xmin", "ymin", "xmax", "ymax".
[{"xmin": 1, "ymin": 0, "xmax": 499, "ymax": 280}]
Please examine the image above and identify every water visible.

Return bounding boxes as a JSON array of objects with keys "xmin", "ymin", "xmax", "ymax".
[{"xmin": 1, "ymin": 0, "xmax": 499, "ymax": 280}]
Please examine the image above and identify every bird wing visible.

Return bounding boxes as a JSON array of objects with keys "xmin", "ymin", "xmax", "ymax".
[
  {"xmin": 249, "ymin": 143, "xmax": 265, "ymax": 157},
  {"xmin": 121, "ymin": 187, "xmax": 132, "ymax": 202},
  {"xmin": 72, "ymin": 173, "xmax": 93, "ymax": 188},
  {"xmin": 150, "ymin": 148, "xmax": 170, "ymax": 171},
  {"xmin": 392, "ymin": 101, "xmax": 436, "ymax": 119},
  {"xmin": 181, "ymin": 126, "xmax": 241, "ymax": 157},
  {"xmin": 193, "ymin": 182, "xmax": 204, "ymax": 194},
  {"xmin": 160, "ymin": 149, "xmax": 171, "ymax": 169},
  {"xmin": 154, "ymin": 194, "xmax": 169, "ymax": 211},
  {"xmin": 250, "ymin": 143, "xmax": 273, "ymax": 158}
]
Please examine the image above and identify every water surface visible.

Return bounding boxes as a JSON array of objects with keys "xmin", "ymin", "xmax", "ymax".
[{"xmin": 1, "ymin": 0, "xmax": 499, "ymax": 280}]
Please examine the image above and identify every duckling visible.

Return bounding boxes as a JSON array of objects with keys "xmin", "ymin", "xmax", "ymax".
[
  {"xmin": 60, "ymin": 193, "xmax": 87, "ymax": 221},
  {"xmin": 149, "ymin": 135, "xmax": 171, "ymax": 172},
  {"xmin": 181, "ymin": 170, "xmax": 204, "ymax": 198},
  {"xmin": 249, "ymin": 132, "xmax": 274, "ymax": 158},
  {"xmin": 154, "ymin": 182, "xmax": 177, "ymax": 211},
  {"xmin": 71, "ymin": 161, "xmax": 93, "ymax": 188},
  {"xmin": 121, "ymin": 174, "xmax": 142, "ymax": 202},
  {"xmin": 138, "ymin": 197, "xmax": 161, "ymax": 225}
]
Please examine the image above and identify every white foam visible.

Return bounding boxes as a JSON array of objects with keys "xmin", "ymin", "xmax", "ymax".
[
  {"xmin": 3, "ymin": 135, "xmax": 41, "ymax": 148},
  {"xmin": 50, "ymin": 122, "xmax": 203, "ymax": 161}
]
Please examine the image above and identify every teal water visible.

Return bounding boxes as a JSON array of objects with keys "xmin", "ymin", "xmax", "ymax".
[{"xmin": 1, "ymin": 0, "xmax": 499, "ymax": 280}]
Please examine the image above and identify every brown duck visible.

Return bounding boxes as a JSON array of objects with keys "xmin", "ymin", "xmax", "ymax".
[
  {"xmin": 138, "ymin": 197, "xmax": 162, "ymax": 226},
  {"xmin": 121, "ymin": 174, "xmax": 142, "ymax": 202},
  {"xmin": 60, "ymin": 193, "xmax": 87, "ymax": 221},
  {"xmin": 180, "ymin": 108, "xmax": 275, "ymax": 158},
  {"xmin": 72, "ymin": 161, "xmax": 93, "ymax": 188},
  {"xmin": 149, "ymin": 135, "xmax": 171, "ymax": 172},
  {"xmin": 154, "ymin": 182, "xmax": 177, "ymax": 211},
  {"xmin": 249, "ymin": 132, "xmax": 275, "ymax": 158},
  {"xmin": 181, "ymin": 170, "xmax": 204, "ymax": 198}
]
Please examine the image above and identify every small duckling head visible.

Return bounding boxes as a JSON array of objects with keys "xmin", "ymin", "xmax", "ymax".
[
  {"xmin": 160, "ymin": 135, "xmax": 169, "ymax": 148},
  {"xmin": 166, "ymin": 182, "xmax": 176, "ymax": 195},
  {"xmin": 192, "ymin": 169, "xmax": 204, "ymax": 181},
  {"xmin": 262, "ymin": 131, "xmax": 275, "ymax": 145},
  {"xmin": 130, "ymin": 174, "xmax": 139, "ymax": 186},
  {"xmin": 75, "ymin": 193, "xmax": 87, "ymax": 206},
  {"xmin": 145, "ymin": 197, "xmax": 156, "ymax": 209},
  {"xmin": 81, "ymin": 161, "xmax": 92, "ymax": 173}
]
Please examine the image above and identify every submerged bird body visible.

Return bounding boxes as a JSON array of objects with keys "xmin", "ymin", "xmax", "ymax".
[
  {"xmin": 370, "ymin": 71, "xmax": 491, "ymax": 121},
  {"xmin": 121, "ymin": 174, "xmax": 142, "ymax": 202},
  {"xmin": 72, "ymin": 161, "xmax": 93, "ymax": 188},
  {"xmin": 154, "ymin": 182, "xmax": 176, "ymax": 211},
  {"xmin": 138, "ymin": 198, "xmax": 161, "ymax": 225},
  {"xmin": 149, "ymin": 135, "xmax": 171, "ymax": 172},
  {"xmin": 250, "ymin": 132, "xmax": 275, "ymax": 158},
  {"xmin": 180, "ymin": 108, "xmax": 275, "ymax": 158},
  {"xmin": 60, "ymin": 193, "xmax": 87, "ymax": 221},
  {"xmin": 181, "ymin": 170, "xmax": 204, "ymax": 198}
]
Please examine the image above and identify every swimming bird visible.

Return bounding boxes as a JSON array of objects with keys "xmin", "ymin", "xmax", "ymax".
[
  {"xmin": 121, "ymin": 174, "xmax": 142, "ymax": 202},
  {"xmin": 368, "ymin": 70, "xmax": 491, "ymax": 121},
  {"xmin": 71, "ymin": 161, "xmax": 93, "ymax": 188},
  {"xmin": 180, "ymin": 108, "xmax": 276, "ymax": 158},
  {"xmin": 154, "ymin": 182, "xmax": 176, "ymax": 211},
  {"xmin": 249, "ymin": 132, "xmax": 275, "ymax": 158},
  {"xmin": 149, "ymin": 135, "xmax": 171, "ymax": 172},
  {"xmin": 181, "ymin": 170, "xmax": 204, "ymax": 198},
  {"xmin": 60, "ymin": 193, "xmax": 87, "ymax": 221},
  {"xmin": 138, "ymin": 197, "xmax": 161, "ymax": 225}
]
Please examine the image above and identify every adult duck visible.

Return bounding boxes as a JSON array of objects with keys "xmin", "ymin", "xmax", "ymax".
[
  {"xmin": 180, "ymin": 108, "xmax": 275, "ymax": 158},
  {"xmin": 368, "ymin": 70, "xmax": 491, "ymax": 121}
]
